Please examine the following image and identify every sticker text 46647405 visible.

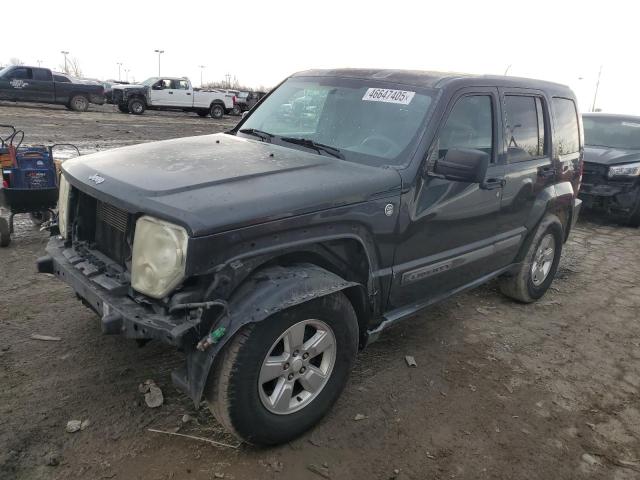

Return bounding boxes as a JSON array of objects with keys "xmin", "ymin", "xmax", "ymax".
[{"xmin": 362, "ymin": 88, "xmax": 415, "ymax": 105}]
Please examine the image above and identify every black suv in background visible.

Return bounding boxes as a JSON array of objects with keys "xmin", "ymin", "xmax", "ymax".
[
  {"xmin": 580, "ymin": 113, "xmax": 640, "ymax": 226},
  {"xmin": 39, "ymin": 69, "xmax": 583, "ymax": 445}
]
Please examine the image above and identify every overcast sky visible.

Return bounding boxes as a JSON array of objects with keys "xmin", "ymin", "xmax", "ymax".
[{"xmin": 2, "ymin": 0, "xmax": 638, "ymax": 115}]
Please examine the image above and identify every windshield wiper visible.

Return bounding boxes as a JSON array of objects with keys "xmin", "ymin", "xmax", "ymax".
[
  {"xmin": 239, "ymin": 128, "xmax": 274, "ymax": 142},
  {"xmin": 280, "ymin": 137, "xmax": 344, "ymax": 159}
]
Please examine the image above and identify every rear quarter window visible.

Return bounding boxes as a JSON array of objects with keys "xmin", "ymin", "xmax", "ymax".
[{"xmin": 552, "ymin": 98, "xmax": 580, "ymax": 155}]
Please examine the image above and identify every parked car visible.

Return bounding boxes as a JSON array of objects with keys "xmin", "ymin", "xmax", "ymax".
[
  {"xmin": 109, "ymin": 77, "xmax": 232, "ymax": 118},
  {"xmin": 0, "ymin": 65, "xmax": 105, "ymax": 111},
  {"xmin": 233, "ymin": 91, "xmax": 266, "ymax": 114},
  {"xmin": 580, "ymin": 113, "xmax": 640, "ymax": 226},
  {"xmin": 102, "ymin": 79, "xmax": 130, "ymax": 104},
  {"xmin": 38, "ymin": 69, "xmax": 583, "ymax": 446}
]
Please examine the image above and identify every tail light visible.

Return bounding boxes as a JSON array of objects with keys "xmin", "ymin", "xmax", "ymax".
[{"xmin": 233, "ymin": 95, "xmax": 237, "ymax": 105}]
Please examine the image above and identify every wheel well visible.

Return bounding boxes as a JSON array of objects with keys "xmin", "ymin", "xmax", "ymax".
[
  {"xmin": 210, "ymin": 100, "xmax": 225, "ymax": 108},
  {"xmin": 553, "ymin": 206, "xmax": 570, "ymax": 241},
  {"xmin": 128, "ymin": 95, "xmax": 146, "ymax": 105},
  {"xmin": 238, "ymin": 239, "xmax": 373, "ymax": 347}
]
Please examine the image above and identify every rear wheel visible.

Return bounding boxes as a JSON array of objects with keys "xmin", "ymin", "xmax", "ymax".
[
  {"xmin": 0, "ymin": 217, "xmax": 10, "ymax": 247},
  {"xmin": 499, "ymin": 214, "xmax": 563, "ymax": 303},
  {"xmin": 205, "ymin": 292, "xmax": 358, "ymax": 445},
  {"xmin": 128, "ymin": 98, "xmax": 146, "ymax": 115},
  {"xmin": 69, "ymin": 95, "xmax": 89, "ymax": 112},
  {"xmin": 210, "ymin": 104, "xmax": 224, "ymax": 119},
  {"xmin": 231, "ymin": 105, "xmax": 242, "ymax": 116},
  {"xmin": 117, "ymin": 104, "xmax": 129, "ymax": 113}
]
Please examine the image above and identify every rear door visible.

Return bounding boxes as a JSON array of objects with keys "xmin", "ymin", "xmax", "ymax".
[
  {"xmin": 496, "ymin": 89, "xmax": 555, "ymax": 250},
  {"xmin": 31, "ymin": 68, "xmax": 55, "ymax": 103},
  {"xmin": 173, "ymin": 79, "xmax": 193, "ymax": 107}
]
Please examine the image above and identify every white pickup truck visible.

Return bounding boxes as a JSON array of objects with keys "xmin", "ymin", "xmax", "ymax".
[{"xmin": 109, "ymin": 77, "xmax": 234, "ymax": 118}]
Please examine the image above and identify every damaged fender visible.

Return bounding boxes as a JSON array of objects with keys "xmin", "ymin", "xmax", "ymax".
[{"xmin": 172, "ymin": 263, "xmax": 359, "ymax": 406}]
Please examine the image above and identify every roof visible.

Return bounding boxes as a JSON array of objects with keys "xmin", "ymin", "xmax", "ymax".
[
  {"xmin": 291, "ymin": 68, "xmax": 572, "ymax": 93},
  {"xmin": 583, "ymin": 112, "xmax": 640, "ymax": 120}
]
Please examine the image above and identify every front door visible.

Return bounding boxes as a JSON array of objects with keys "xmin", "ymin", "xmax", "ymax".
[
  {"xmin": 149, "ymin": 79, "xmax": 175, "ymax": 107},
  {"xmin": 388, "ymin": 88, "xmax": 507, "ymax": 310}
]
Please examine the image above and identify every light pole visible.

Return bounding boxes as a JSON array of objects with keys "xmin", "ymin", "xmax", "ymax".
[
  {"xmin": 125, "ymin": 68, "xmax": 130, "ymax": 82},
  {"xmin": 154, "ymin": 49, "xmax": 164, "ymax": 77},
  {"xmin": 61, "ymin": 51, "xmax": 69, "ymax": 73},
  {"xmin": 199, "ymin": 65, "xmax": 206, "ymax": 87},
  {"xmin": 117, "ymin": 62, "xmax": 123, "ymax": 81},
  {"xmin": 591, "ymin": 65, "xmax": 603, "ymax": 113},
  {"xmin": 37, "ymin": 60, "xmax": 42, "ymax": 67}
]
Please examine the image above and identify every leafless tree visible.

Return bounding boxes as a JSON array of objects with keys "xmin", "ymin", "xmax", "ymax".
[{"xmin": 59, "ymin": 57, "xmax": 83, "ymax": 77}]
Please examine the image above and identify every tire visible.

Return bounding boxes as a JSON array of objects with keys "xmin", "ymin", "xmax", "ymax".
[
  {"xmin": 197, "ymin": 110, "xmax": 209, "ymax": 117},
  {"xmin": 0, "ymin": 217, "xmax": 10, "ymax": 247},
  {"xmin": 30, "ymin": 211, "xmax": 51, "ymax": 226},
  {"xmin": 118, "ymin": 104, "xmax": 129, "ymax": 113},
  {"xmin": 128, "ymin": 98, "xmax": 146, "ymax": 115},
  {"xmin": 499, "ymin": 214, "xmax": 563, "ymax": 303},
  {"xmin": 231, "ymin": 105, "xmax": 242, "ymax": 116},
  {"xmin": 627, "ymin": 198, "xmax": 640, "ymax": 228},
  {"xmin": 205, "ymin": 292, "xmax": 358, "ymax": 445},
  {"xmin": 210, "ymin": 104, "xmax": 224, "ymax": 119},
  {"xmin": 68, "ymin": 94, "xmax": 89, "ymax": 112}
]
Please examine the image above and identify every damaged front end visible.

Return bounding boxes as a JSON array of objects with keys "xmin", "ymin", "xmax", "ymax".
[{"xmin": 579, "ymin": 161, "xmax": 640, "ymax": 220}]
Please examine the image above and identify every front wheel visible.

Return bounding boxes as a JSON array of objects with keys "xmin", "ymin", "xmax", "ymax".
[
  {"xmin": 68, "ymin": 95, "xmax": 89, "ymax": 112},
  {"xmin": 128, "ymin": 98, "xmax": 146, "ymax": 115},
  {"xmin": 205, "ymin": 292, "xmax": 358, "ymax": 445},
  {"xmin": 0, "ymin": 217, "xmax": 10, "ymax": 247},
  {"xmin": 210, "ymin": 104, "xmax": 224, "ymax": 119},
  {"xmin": 499, "ymin": 214, "xmax": 563, "ymax": 303}
]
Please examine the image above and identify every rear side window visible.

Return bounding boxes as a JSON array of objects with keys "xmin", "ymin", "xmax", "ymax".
[
  {"xmin": 176, "ymin": 80, "xmax": 189, "ymax": 90},
  {"xmin": 437, "ymin": 95, "xmax": 493, "ymax": 160},
  {"xmin": 504, "ymin": 95, "xmax": 546, "ymax": 162},
  {"xmin": 53, "ymin": 74, "xmax": 70, "ymax": 83},
  {"xmin": 33, "ymin": 68, "xmax": 52, "ymax": 81},
  {"xmin": 552, "ymin": 98, "xmax": 580, "ymax": 155}
]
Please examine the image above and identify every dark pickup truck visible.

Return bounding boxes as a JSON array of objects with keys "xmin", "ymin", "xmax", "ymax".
[
  {"xmin": 0, "ymin": 65, "xmax": 104, "ymax": 112},
  {"xmin": 38, "ymin": 69, "xmax": 583, "ymax": 446}
]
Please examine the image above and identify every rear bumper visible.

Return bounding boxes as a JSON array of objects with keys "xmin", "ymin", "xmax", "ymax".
[{"xmin": 38, "ymin": 237, "xmax": 195, "ymax": 347}]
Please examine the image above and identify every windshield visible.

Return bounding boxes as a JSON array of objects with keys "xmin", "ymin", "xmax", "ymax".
[
  {"xmin": 583, "ymin": 116, "xmax": 640, "ymax": 150},
  {"xmin": 238, "ymin": 76, "xmax": 437, "ymax": 167},
  {"xmin": 0, "ymin": 66, "xmax": 11, "ymax": 78},
  {"xmin": 141, "ymin": 77, "xmax": 159, "ymax": 86}
]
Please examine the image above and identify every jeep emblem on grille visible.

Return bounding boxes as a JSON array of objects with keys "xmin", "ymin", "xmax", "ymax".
[{"xmin": 88, "ymin": 174, "xmax": 105, "ymax": 185}]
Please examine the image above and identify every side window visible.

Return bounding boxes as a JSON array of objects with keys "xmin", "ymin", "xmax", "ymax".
[
  {"xmin": 177, "ymin": 80, "xmax": 189, "ymax": 90},
  {"xmin": 552, "ymin": 98, "xmax": 580, "ymax": 155},
  {"xmin": 33, "ymin": 68, "xmax": 53, "ymax": 81},
  {"xmin": 436, "ymin": 95, "xmax": 493, "ymax": 161},
  {"xmin": 504, "ymin": 95, "xmax": 546, "ymax": 162},
  {"xmin": 8, "ymin": 67, "xmax": 33, "ymax": 80}
]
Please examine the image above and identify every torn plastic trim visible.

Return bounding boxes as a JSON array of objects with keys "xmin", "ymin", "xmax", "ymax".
[{"xmin": 173, "ymin": 263, "xmax": 358, "ymax": 406}]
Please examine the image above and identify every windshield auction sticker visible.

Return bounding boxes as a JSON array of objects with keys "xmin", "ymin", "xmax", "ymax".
[{"xmin": 362, "ymin": 88, "xmax": 415, "ymax": 105}]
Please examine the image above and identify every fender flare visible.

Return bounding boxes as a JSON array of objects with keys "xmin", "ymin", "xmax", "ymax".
[{"xmin": 174, "ymin": 263, "xmax": 359, "ymax": 406}]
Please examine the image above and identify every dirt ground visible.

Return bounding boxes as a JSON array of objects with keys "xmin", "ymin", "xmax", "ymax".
[{"xmin": 1, "ymin": 102, "xmax": 639, "ymax": 480}]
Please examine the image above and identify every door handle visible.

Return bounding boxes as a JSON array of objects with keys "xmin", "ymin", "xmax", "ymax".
[
  {"xmin": 186, "ymin": 92, "xmax": 191, "ymax": 95},
  {"xmin": 168, "ymin": 91, "xmax": 173, "ymax": 94},
  {"xmin": 480, "ymin": 177, "xmax": 505, "ymax": 190}
]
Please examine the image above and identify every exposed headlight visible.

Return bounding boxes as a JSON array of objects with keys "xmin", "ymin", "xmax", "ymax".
[
  {"xmin": 608, "ymin": 162, "xmax": 640, "ymax": 178},
  {"xmin": 57, "ymin": 174, "xmax": 70, "ymax": 238},
  {"xmin": 131, "ymin": 216, "xmax": 188, "ymax": 299}
]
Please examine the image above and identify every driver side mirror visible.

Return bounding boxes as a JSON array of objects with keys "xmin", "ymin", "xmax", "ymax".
[
  {"xmin": 433, "ymin": 148, "xmax": 489, "ymax": 183},
  {"xmin": 152, "ymin": 83, "xmax": 163, "ymax": 90}
]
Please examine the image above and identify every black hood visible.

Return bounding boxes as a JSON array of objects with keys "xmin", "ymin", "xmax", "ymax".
[
  {"xmin": 62, "ymin": 134, "xmax": 402, "ymax": 236},
  {"xmin": 584, "ymin": 145, "xmax": 640, "ymax": 166}
]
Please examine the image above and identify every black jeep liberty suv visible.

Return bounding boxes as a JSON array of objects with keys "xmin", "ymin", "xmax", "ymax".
[{"xmin": 38, "ymin": 69, "xmax": 583, "ymax": 445}]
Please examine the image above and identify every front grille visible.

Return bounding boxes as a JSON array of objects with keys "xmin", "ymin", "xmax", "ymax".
[
  {"xmin": 582, "ymin": 162, "xmax": 608, "ymax": 184},
  {"xmin": 95, "ymin": 200, "xmax": 130, "ymax": 265}
]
